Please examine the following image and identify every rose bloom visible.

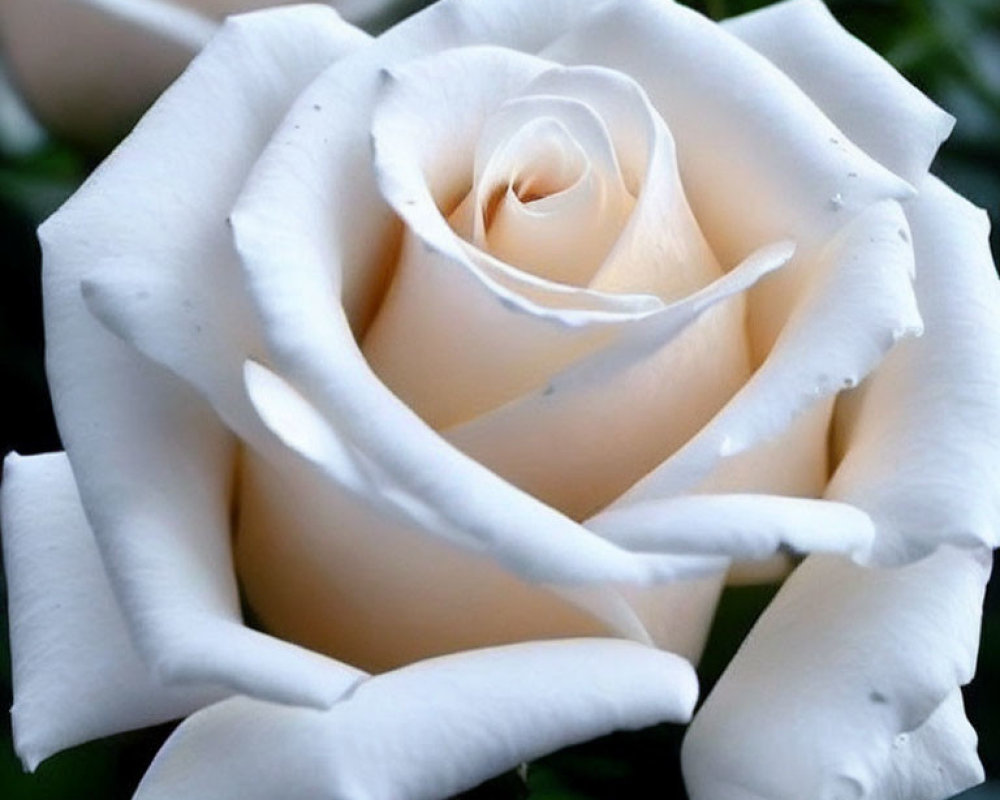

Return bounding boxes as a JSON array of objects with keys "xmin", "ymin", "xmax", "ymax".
[
  {"xmin": 0, "ymin": 0, "xmax": 393, "ymax": 146},
  {"xmin": 3, "ymin": 0, "xmax": 1000, "ymax": 798}
]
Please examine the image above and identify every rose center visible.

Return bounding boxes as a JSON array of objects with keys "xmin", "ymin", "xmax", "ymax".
[{"xmin": 448, "ymin": 97, "xmax": 636, "ymax": 287}]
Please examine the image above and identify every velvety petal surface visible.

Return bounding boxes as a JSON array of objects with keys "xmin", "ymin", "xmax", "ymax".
[
  {"xmin": 134, "ymin": 640, "xmax": 697, "ymax": 800},
  {"xmin": 682, "ymin": 546, "xmax": 990, "ymax": 800},
  {"xmin": 724, "ymin": 0, "xmax": 954, "ymax": 185},
  {"xmin": 42, "ymin": 5, "xmax": 368, "ymax": 708},
  {"xmin": 1, "ymin": 452, "xmax": 226, "ymax": 769}
]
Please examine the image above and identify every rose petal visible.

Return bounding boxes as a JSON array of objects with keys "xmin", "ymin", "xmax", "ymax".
[
  {"xmin": 544, "ymin": 0, "xmax": 913, "ymax": 271},
  {"xmin": 615, "ymin": 198, "xmax": 921, "ymax": 508},
  {"xmin": 79, "ymin": 7, "xmax": 367, "ymax": 454},
  {"xmin": 42, "ymin": 5, "xmax": 369, "ymax": 708},
  {"xmin": 233, "ymin": 414, "xmax": 617, "ymax": 672},
  {"xmin": 365, "ymin": 47, "xmax": 631, "ymax": 428},
  {"xmin": 233, "ymin": 0, "xmax": 616, "ymax": 340},
  {"xmin": 232, "ymin": 3, "xmax": 760, "ymax": 621},
  {"xmin": 366, "ymin": 51, "xmax": 725, "ymax": 429},
  {"xmin": 445, "ymin": 242, "xmax": 791, "ymax": 519},
  {"xmin": 1, "ymin": 452, "xmax": 224, "ymax": 770},
  {"xmin": 586, "ymin": 494, "xmax": 874, "ymax": 561},
  {"xmin": 133, "ymin": 639, "xmax": 697, "ymax": 800},
  {"xmin": 827, "ymin": 176, "xmax": 1000, "ymax": 563},
  {"xmin": 870, "ymin": 690, "xmax": 985, "ymax": 800},
  {"xmin": 239, "ymin": 248, "xmax": 786, "ymax": 665},
  {"xmin": 682, "ymin": 546, "xmax": 990, "ymax": 800},
  {"xmin": 242, "ymin": 359, "xmax": 727, "ymax": 589},
  {"xmin": 724, "ymin": 0, "xmax": 954, "ymax": 185}
]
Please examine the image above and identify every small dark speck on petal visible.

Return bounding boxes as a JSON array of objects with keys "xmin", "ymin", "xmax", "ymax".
[
  {"xmin": 543, "ymin": 384, "xmax": 555, "ymax": 397},
  {"xmin": 870, "ymin": 691, "xmax": 889, "ymax": 704},
  {"xmin": 847, "ymin": 171, "xmax": 858, "ymax": 178},
  {"xmin": 898, "ymin": 228, "xmax": 910, "ymax": 243},
  {"xmin": 313, "ymin": 104, "xmax": 322, "ymax": 112}
]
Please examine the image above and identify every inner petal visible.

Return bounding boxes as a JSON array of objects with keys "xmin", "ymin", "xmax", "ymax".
[{"xmin": 450, "ymin": 95, "xmax": 636, "ymax": 287}]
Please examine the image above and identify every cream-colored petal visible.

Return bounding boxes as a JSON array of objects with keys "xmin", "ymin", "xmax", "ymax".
[
  {"xmin": 445, "ymin": 243, "xmax": 791, "ymax": 520},
  {"xmin": 615, "ymin": 199, "xmax": 920, "ymax": 508}
]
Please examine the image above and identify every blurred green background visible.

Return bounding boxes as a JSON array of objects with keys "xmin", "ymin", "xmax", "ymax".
[{"xmin": 0, "ymin": 0, "xmax": 998, "ymax": 797}]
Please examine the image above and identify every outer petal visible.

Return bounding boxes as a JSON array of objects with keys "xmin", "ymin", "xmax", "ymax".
[
  {"xmin": 1, "ymin": 452, "xmax": 224, "ymax": 770},
  {"xmin": 42, "ymin": 6, "xmax": 368, "ymax": 708},
  {"xmin": 724, "ymin": 0, "xmax": 954, "ymax": 185},
  {"xmin": 827, "ymin": 177, "xmax": 1000, "ymax": 563},
  {"xmin": 682, "ymin": 546, "xmax": 990, "ymax": 800},
  {"xmin": 133, "ymin": 639, "xmax": 697, "ymax": 800}
]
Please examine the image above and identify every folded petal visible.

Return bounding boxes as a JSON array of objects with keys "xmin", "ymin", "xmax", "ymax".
[
  {"xmin": 616, "ymin": 198, "xmax": 920, "ymax": 507},
  {"xmin": 1, "ymin": 452, "xmax": 225, "ymax": 770},
  {"xmin": 682, "ymin": 546, "xmax": 990, "ymax": 800},
  {"xmin": 445, "ymin": 243, "xmax": 788, "ymax": 519},
  {"xmin": 827, "ymin": 177, "xmax": 1000, "ymax": 563},
  {"xmin": 724, "ymin": 0, "xmax": 954, "ymax": 185},
  {"xmin": 242, "ymin": 360, "xmax": 727, "ymax": 666},
  {"xmin": 233, "ymin": 0, "xmax": 616, "ymax": 339},
  {"xmin": 242, "ymin": 360, "xmax": 727, "ymax": 589},
  {"xmin": 134, "ymin": 639, "xmax": 697, "ymax": 800},
  {"xmin": 586, "ymin": 494, "xmax": 874, "ymax": 561},
  {"xmin": 41, "ymin": 6, "xmax": 368, "ymax": 708}
]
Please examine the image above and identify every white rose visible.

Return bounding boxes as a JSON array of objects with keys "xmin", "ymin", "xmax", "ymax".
[
  {"xmin": 0, "ymin": 0, "xmax": 393, "ymax": 146},
  {"xmin": 3, "ymin": 1, "xmax": 999, "ymax": 798}
]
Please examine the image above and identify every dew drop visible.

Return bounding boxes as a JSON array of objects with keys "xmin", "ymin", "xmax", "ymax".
[{"xmin": 830, "ymin": 193, "xmax": 845, "ymax": 210}]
